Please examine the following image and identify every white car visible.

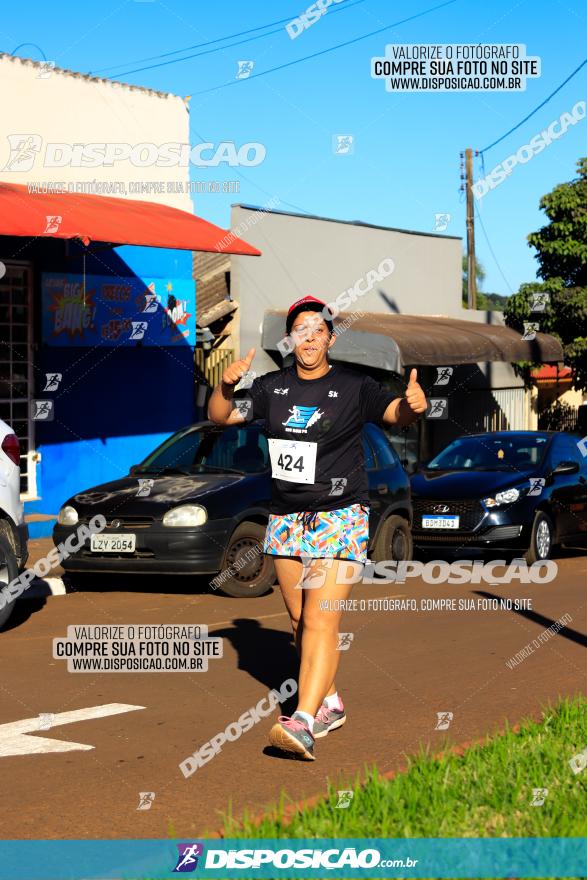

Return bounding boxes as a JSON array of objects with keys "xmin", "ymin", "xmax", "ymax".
[{"xmin": 0, "ymin": 419, "xmax": 29, "ymax": 628}]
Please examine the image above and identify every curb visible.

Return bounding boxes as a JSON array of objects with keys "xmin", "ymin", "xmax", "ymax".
[{"xmin": 215, "ymin": 718, "xmax": 531, "ymax": 837}]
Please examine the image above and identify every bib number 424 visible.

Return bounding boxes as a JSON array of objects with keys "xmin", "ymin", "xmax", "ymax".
[
  {"xmin": 277, "ymin": 453, "xmax": 304, "ymax": 473},
  {"xmin": 268, "ymin": 438, "xmax": 317, "ymax": 484}
]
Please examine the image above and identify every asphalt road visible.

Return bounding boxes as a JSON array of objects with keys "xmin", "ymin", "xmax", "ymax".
[{"xmin": 1, "ymin": 539, "xmax": 586, "ymax": 839}]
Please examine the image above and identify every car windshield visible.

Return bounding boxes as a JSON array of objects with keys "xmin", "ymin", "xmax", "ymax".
[
  {"xmin": 135, "ymin": 425, "xmax": 269, "ymax": 475},
  {"xmin": 426, "ymin": 435, "xmax": 550, "ymax": 471}
]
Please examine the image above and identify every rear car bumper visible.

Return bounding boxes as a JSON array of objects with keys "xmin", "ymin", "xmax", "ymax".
[{"xmin": 53, "ymin": 519, "xmax": 235, "ymax": 574}]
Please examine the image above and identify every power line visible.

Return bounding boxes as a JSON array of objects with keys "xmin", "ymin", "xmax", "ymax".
[
  {"xmin": 91, "ymin": 0, "xmax": 363, "ymax": 75},
  {"xmin": 480, "ymin": 56, "xmax": 587, "ymax": 155},
  {"xmin": 192, "ymin": 0, "xmax": 459, "ymax": 95},
  {"xmin": 97, "ymin": 25, "xmax": 285, "ymax": 78},
  {"xmin": 474, "ymin": 201, "xmax": 513, "ymax": 295},
  {"xmin": 186, "ymin": 1, "xmax": 456, "ymax": 215},
  {"xmin": 95, "ymin": 0, "xmax": 366, "ymax": 79},
  {"xmin": 91, "ymin": 16, "xmax": 303, "ymax": 75},
  {"xmin": 11, "ymin": 42, "xmax": 47, "ymax": 61}
]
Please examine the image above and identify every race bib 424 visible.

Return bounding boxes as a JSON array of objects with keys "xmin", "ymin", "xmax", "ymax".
[{"xmin": 268, "ymin": 438, "xmax": 317, "ymax": 484}]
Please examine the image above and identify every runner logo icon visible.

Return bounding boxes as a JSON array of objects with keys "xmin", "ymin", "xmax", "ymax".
[
  {"xmin": 435, "ymin": 711, "xmax": 454, "ymax": 730},
  {"xmin": 173, "ymin": 843, "xmax": 204, "ymax": 872},
  {"xmin": 282, "ymin": 405, "xmax": 323, "ymax": 432},
  {"xmin": 530, "ymin": 787, "xmax": 549, "ymax": 806}
]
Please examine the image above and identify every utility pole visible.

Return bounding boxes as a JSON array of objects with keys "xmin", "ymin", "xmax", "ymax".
[{"xmin": 464, "ymin": 147, "xmax": 477, "ymax": 310}]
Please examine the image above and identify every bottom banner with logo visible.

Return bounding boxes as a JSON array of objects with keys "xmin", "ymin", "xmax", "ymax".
[{"xmin": 0, "ymin": 837, "xmax": 585, "ymax": 878}]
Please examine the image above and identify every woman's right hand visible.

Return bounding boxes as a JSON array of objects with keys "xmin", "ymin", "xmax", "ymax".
[{"xmin": 221, "ymin": 347, "xmax": 256, "ymax": 387}]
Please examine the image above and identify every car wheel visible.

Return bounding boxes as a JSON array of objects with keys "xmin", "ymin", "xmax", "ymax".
[
  {"xmin": 525, "ymin": 511, "xmax": 554, "ymax": 564},
  {"xmin": 372, "ymin": 514, "xmax": 413, "ymax": 563},
  {"xmin": 217, "ymin": 522, "xmax": 275, "ymax": 598},
  {"xmin": 0, "ymin": 533, "xmax": 19, "ymax": 630}
]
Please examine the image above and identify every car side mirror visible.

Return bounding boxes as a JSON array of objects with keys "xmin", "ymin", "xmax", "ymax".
[
  {"xmin": 552, "ymin": 460, "xmax": 579, "ymax": 476},
  {"xmin": 129, "ymin": 464, "xmax": 140, "ymax": 475}
]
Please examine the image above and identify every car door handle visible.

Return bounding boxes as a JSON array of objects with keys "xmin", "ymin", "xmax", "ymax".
[
  {"xmin": 580, "ymin": 476, "xmax": 587, "ymax": 485},
  {"xmin": 377, "ymin": 483, "xmax": 388, "ymax": 494}
]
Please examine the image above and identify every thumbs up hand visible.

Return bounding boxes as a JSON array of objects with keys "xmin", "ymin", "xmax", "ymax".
[
  {"xmin": 404, "ymin": 368, "xmax": 427, "ymax": 414},
  {"xmin": 222, "ymin": 348, "xmax": 256, "ymax": 387}
]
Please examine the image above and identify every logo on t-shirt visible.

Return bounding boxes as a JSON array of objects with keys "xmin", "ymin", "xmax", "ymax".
[{"xmin": 282, "ymin": 405, "xmax": 323, "ymax": 433}]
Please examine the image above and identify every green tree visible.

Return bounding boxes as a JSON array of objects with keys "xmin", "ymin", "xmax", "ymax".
[
  {"xmin": 528, "ymin": 157, "xmax": 587, "ymax": 286},
  {"xmin": 478, "ymin": 291, "xmax": 511, "ymax": 310},
  {"xmin": 461, "ymin": 256, "xmax": 508, "ymax": 309},
  {"xmin": 462, "ymin": 254, "xmax": 486, "ymax": 306},
  {"xmin": 504, "ymin": 158, "xmax": 587, "ymax": 390}
]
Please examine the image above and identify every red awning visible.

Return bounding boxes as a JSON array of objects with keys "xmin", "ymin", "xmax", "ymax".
[
  {"xmin": 0, "ymin": 182, "xmax": 261, "ymax": 256},
  {"xmin": 531, "ymin": 365, "xmax": 573, "ymax": 382}
]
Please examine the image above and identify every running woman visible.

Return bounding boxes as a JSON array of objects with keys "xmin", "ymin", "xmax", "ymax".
[{"xmin": 208, "ymin": 295, "xmax": 427, "ymax": 760}]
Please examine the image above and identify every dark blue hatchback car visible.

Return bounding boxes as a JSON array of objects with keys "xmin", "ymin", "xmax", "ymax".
[
  {"xmin": 53, "ymin": 420, "xmax": 412, "ymax": 597},
  {"xmin": 411, "ymin": 431, "xmax": 587, "ymax": 561}
]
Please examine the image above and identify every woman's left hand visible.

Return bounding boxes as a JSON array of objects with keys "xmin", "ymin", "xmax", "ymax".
[{"xmin": 405, "ymin": 368, "xmax": 427, "ymax": 414}]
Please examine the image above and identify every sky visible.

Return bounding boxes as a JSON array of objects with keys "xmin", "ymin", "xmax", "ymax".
[{"xmin": 2, "ymin": 0, "xmax": 585, "ymax": 297}]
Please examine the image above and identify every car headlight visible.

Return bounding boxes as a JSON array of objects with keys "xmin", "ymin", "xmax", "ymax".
[
  {"xmin": 57, "ymin": 505, "xmax": 79, "ymax": 525},
  {"xmin": 162, "ymin": 504, "xmax": 208, "ymax": 527},
  {"xmin": 482, "ymin": 487, "xmax": 521, "ymax": 508}
]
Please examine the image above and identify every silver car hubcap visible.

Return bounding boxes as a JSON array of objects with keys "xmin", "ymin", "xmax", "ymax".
[{"xmin": 536, "ymin": 520, "xmax": 551, "ymax": 558}]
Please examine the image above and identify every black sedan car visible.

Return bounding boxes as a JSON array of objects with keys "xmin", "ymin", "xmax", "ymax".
[
  {"xmin": 53, "ymin": 420, "xmax": 412, "ymax": 597},
  {"xmin": 411, "ymin": 430, "xmax": 587, "ymax": 561}
]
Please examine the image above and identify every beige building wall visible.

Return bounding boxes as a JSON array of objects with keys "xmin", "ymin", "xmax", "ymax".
[
  {"xmin": 230, "ymin": 205, "xmax": 463, "ymax": 377},
  {"xmin": 540, "ymin": 385, "xmax": 584, "ymax": 410},
  {"xmin": 0, "ymin": 54, "xmax": 192, "ymax": 211}
]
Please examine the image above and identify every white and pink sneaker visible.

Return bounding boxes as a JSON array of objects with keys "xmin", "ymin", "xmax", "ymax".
[{"xmin": 313, "ymin": 698, "xmax": 346, "ymax": 739}]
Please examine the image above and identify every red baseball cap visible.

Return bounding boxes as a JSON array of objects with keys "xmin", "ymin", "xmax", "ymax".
[{"xmin": 286, "ymin": 295, "xmax": 334, "ymax": 334}]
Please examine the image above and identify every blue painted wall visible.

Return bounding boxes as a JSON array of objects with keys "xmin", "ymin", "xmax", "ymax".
[{"xmin": 0, "ymin": 237, "xmax": 197, "ymax": 538}]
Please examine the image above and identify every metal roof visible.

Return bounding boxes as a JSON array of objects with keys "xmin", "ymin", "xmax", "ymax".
[{"xmin": 261, "ymin": 310, "xmax": 564, "ymax": 371}]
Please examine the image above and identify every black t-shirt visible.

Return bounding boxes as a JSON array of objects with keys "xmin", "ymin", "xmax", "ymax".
[{"xmin": 245, "ymin": 364, "xmax": 396, "ymax": 514}]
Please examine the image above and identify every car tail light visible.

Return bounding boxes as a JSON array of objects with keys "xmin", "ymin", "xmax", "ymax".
[{"xmin": 1, "ymin": 434, "xmax": 20, "ymax": 467}]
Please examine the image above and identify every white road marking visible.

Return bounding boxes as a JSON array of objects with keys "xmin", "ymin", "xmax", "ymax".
[
  {"xmin": 24, "ymin": 576, "xmax": 66, "ymax": 598},
  {"xmin": 0, "ymin": 703, "xmax": 145, "ymax": 757}
]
